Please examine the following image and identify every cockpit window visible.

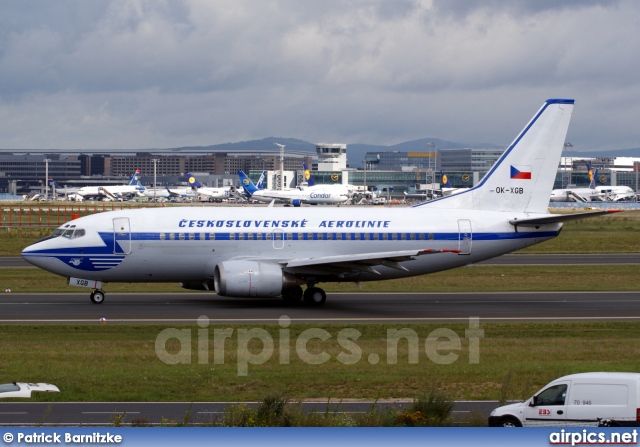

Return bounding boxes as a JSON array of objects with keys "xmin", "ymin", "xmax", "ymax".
[
  {"xmin": 49, "ymin": 225, "xmax": 84, "ymax": 240},
  {"xmin": 50, "ymin": 229, "xmax": 65, "ymax": 239}
]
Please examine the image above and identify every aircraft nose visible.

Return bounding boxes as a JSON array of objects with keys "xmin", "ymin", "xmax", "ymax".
[{"xmin": 21, "ymin": 242, "xmax": 52, "ymax": 270}]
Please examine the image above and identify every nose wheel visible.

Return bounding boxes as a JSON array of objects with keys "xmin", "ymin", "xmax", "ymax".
[{"xmin": 90, "ymin": 289, "xmax": 105, "ymax": 304}]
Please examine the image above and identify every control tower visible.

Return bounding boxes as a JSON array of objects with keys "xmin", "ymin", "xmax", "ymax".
[{"xmin": 316, "ymin": 143, "xmax": 347, "ymax": 171}]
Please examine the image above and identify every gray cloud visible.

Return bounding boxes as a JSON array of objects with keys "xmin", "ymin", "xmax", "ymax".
[{"xmin": 0, "ymin": 0, "xmax": 638, "ymax": 151}]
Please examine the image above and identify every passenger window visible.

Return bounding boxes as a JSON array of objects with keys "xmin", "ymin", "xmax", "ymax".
[{"xmin": 534, "ymin": 384, "xmax": 568, "ymax": 406}]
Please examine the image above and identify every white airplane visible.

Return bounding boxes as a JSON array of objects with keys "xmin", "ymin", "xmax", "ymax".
[
  {"xmin": 440, "ymin": 171, "xmax": 469, "ymax": 197},
  {"xmin": 74, "ymin": 170, "xmax": 145, "ymax": 201},
  {"xmin": 22, "ymin": 99, "xmax": 619, "ymax": 306},
  {"xmin": 186, "ymin": 172, "xmax": 241, "ymax": 201},
  {"xmin": 162, "ymin": 176, "xmax": 199, "ymax": 200},
  {"xmin": 48, "ymin": 177, "xmax": 81, "ymax": 196},
  {"xmin": 404, "ymin": 171, "xmax": 469, "ymax": 200},
  {"xmin": 300, "ymin": 162, "xmax": 353, "ymax": 199},
  {"xmin": 550, "ymin": 162, "xmax": 637, "ymax": 202},
  {"xmin": 239, "ymin": 169, "xmax": 350, "ymax": 206}
]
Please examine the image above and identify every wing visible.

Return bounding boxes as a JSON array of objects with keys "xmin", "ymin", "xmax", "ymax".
[{"xmin": 279, "ymin": 248, "xmax": 460, "ymax": 276}]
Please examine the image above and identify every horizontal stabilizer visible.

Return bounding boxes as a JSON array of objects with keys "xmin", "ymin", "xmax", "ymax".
[{"xmin": 509, "ymin": 210, "xmax": 621, "ymax": 227}]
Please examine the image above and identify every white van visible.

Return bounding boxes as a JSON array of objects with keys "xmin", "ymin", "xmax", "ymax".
[{"xmin": 489, "ymin": 372, "xmax": 640, "ymax": 427}]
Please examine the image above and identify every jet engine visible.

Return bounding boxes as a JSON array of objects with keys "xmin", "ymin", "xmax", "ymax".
[
  {"xmin": 292, "ymin": 199, "xmax": 302, "ymax": 207},
  {"xmin": 214, "ymin": 260, "xmax": 297, "ymax": 297}
]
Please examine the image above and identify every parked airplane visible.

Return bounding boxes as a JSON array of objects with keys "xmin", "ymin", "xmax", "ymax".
[
  {"xmin": 403, "ymin": 171, "xmax": 467, "ymax": 200},
  {"xmin": 186, "ymin": 172, "xmax": 240, "ymax": 201},
  {"xmin": 159, "ymin": 174, "xmax": 200, "ymax": 199},
  {"xmin": 239, "ymin": 168, "xmax": 350, "ymax": 206},
  {"xmin": 48, "ymin": 178, "xmax": 81, "ymax": 195},
  {"xmin": 74, "ymin": 170, "xmax": 145, "ymax": 201},
  {"xmin": 550, "ymin": 162, "xmax": 636, "ymax": 202},
  {"xmin": 440, "ymin": 171, "xmax": 468, "ymax": 196},
  {"xmin": 302, "ymin": 162, "xmax": 354, "ymax": 196},
  {"xmin": 22, "ymin": 99, "xmax": 618, "ymax": 306}
]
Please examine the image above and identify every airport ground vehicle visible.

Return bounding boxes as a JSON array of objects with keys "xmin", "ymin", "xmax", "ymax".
[
  {"xmin": 0, "ymin": 382, "xmax": 59, "ymax": 398},
  {"xmin": 489, "ymin": 372, "xmax": 640, "ymax": 427}
]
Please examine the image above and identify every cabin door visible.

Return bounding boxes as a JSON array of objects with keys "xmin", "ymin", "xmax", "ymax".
[
  {"xmin": 457, "ymin": 219, "xmax": 472, "ymax": 255},
  {"xmin": 113, "ymin": 217, "xmax": 132, "ymax": 255}
]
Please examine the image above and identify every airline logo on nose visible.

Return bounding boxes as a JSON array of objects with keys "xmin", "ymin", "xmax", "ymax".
[{"xmin": 510, "ymin": 165, "xmax": 531, "ymax": 180}]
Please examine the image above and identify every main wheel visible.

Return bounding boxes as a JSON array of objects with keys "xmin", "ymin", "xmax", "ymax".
[
  {"xmin": 282, "ymin": 285, "xmax": 303, "ymax": 303},
  {"xmin": 90, "ymin": 290, "xmax": 105, "ymax": 304},
  {"xmin": 303, "ymin": 287, "xmax": 326, "ymax": 306}
]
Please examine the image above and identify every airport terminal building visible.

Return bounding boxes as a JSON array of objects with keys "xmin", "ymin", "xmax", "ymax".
[{"xmin": 1, "ymin": 146, "xmax": 638, "ymax": 198}]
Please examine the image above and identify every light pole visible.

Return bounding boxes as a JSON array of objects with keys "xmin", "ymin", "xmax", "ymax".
[
  {"xmin": 635, "ymin": 161, "xmax": 639, "ymax": 202},
  {"xmin": 152, "ymin": 158, "xmax": 158, "ymax": 202},
  {"xmin": 44, "ymin": 158, "xmax": 51, "ymax": 201},
  {"xmin": 563, "ymin": 141, "xmax": 573, "ymax": 187},
  {"xmin": 427, "ymin": 142, "xmax": 437, "ymax": 196},
  {"xmin": 274, "ymin": 143, "xmax": 285, "ymax": 190}
]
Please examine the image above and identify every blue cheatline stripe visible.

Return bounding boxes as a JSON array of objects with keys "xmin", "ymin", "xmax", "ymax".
[{"xmin": 412, "ymin": 98, "xmax": 575, "ymax": 209}]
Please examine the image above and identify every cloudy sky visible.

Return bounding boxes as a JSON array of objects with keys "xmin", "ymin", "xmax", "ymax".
[{"xmin": 0, "ymin": 0, "xmax": 638, "ymax": 151}]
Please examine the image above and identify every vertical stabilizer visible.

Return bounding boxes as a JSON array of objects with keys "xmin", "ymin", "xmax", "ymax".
[
  {"xmin": 186, "ymin": 173, "xmax": 203, "ymax": 189},
  {"xmin": 418, "ymin": 99, "xmax": 574, "ymax": 214},
  {"xmin": 238, "ymin": 171, "xmax": 259, "ymax": 195},
  {"xmin": 303, "ymin": 162, "xmax": 316, "ymax": 187}
]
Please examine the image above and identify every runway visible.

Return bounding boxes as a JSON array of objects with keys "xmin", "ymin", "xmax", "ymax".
[
  {"xmin": 3, "ymin": 253, "xmax": 640, "ymax": 268},
  {"xmin": 2, "ymin": 291, "xmax": 640, "ymax": 323}
]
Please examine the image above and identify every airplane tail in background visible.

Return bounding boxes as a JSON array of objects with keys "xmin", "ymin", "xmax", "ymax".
[
  {"xmin": 255, "ymin": 170, "xmax": 267, "ymax": 190},
  {"xmin": 186, "ymin": 173, "xmax": 203, "ymax": 190},
  {"xmin": 238, "ymin": 171, "xmax": 259, "ymax": 195},
  {"xmin": 440, "ymin": 171, "xmax": 452, "ymax": 188},
  {"xmin": 586, "ymin": 162, "xmax": 597, "ymax": 189},
  {"xmin": 303, "ymin": 162, "xmax": 316, "ymax": 187},
  {"xmin": 48, "ymin": 177, "xmax": 62, "ymax": 189},
  {"xmin": 418, "ymin": 99, "xmax": 574, "ymax": 214},
  {"xmin": 128, "ymin": 169, "xmax": 141, "ymax": 186}
]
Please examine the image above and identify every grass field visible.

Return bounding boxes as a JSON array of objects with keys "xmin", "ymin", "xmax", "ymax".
[
  {"xmin": 1, "ymin": 322, "xmax": 639, "ymax": 402},
  {"xmin": 2, "ymin": 264, "xmax": 640, "ymax": 294}
]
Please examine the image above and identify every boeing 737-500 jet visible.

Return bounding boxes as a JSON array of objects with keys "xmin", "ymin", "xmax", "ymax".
[{"xmin": 22, "ymin": 99, "xmax": 618, "ymax": 306}]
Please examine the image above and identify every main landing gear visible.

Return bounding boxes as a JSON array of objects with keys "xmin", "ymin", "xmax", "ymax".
[
  {"xmin": 90, "ymin": 289, "xmax": 105, "ymax": 304},
  {"xmin": 281, "ymin": 285, "xmax": 327, "ymax": 306}
]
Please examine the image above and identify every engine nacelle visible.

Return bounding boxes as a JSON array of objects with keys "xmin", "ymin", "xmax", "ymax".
[
  {"xmin": 292, "ymin": 199, "xmax": 302, "ymax": 207},
  {"xmin": 214, "ymin": 261, "xmax": 294, "ymax": 297}
]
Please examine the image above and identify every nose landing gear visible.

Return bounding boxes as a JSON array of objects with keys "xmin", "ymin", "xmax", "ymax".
[{"xmin": 90, "ymin": 289, "xmax": 105, "ymax": 304}]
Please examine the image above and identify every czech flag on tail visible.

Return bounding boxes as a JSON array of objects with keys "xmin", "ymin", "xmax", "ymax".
[{"xmin": 510, "ymin": 165, "xmax": 531, "ymax": 180}]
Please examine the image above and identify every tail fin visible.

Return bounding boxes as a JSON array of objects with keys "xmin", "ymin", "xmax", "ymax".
[
  {"xmin": 255, "ymin": 170, "xmax": 267, "ymax": 190},
  {"xmin": 186, "ymin": 173, "xmax": 203, "ymax": 189},
  {"xmin": 128, "ymin": 169, "xmax": 141, "ymax": 185},
  {"xmin": 440, "ymin": 171, "xmax": 452, "ymax": 188},
  {"xmin": 303, "ymin": 162, "xmax": 316, "ymax": 187},
  {"xmin": 48, "ymin": 177, "xmax": 61, "ymax": 189},
  {"xmin": 586, "ymin": 162, "xmax": 597, "ymax": 189},
  {"xmin": 418, "ymin": 99, "xmax": 574, "ymax": 213},
  {"xmin": 238, "ymin": 170, "xmax": 259, "ymax": 195}
]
